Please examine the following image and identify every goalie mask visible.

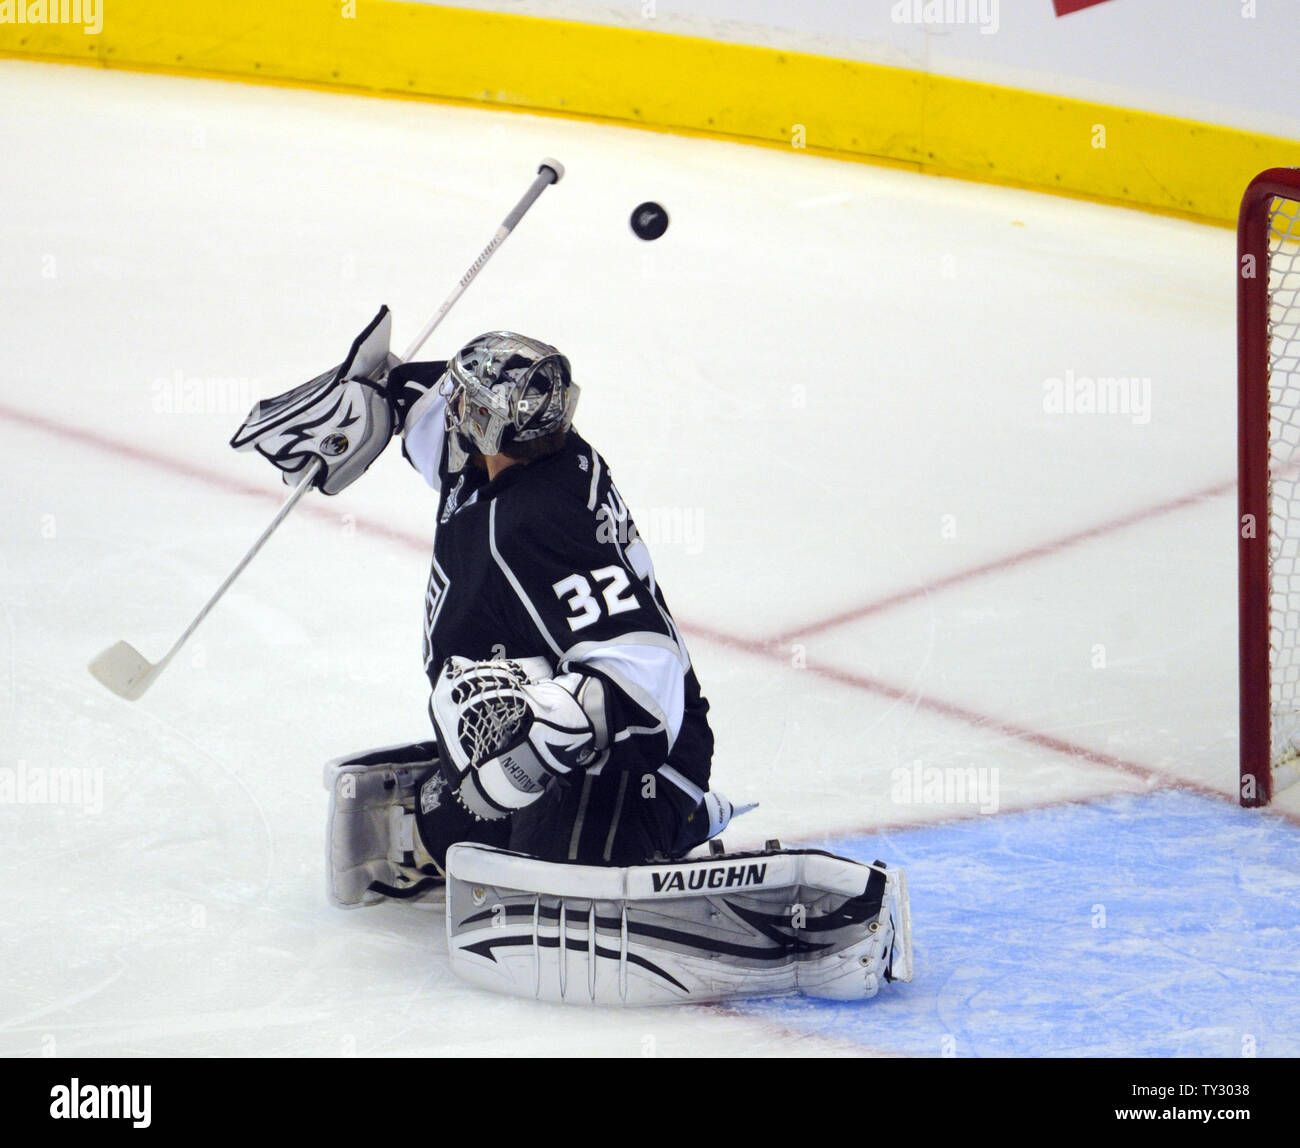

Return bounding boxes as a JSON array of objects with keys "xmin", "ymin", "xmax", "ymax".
[{"xmin": 440, "ymin": 332, "xmax": 578, "ymax": 473}]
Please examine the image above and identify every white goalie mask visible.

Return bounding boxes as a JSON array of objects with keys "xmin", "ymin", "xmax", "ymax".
[{"xmin": 440, "ymin": 332, "xmax": 579, "ymax": 473}]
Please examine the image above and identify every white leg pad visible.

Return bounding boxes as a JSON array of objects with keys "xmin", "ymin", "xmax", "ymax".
[
  {"xmin": 444, "ymin": 843, "xmax": 913, "ymax": 1005},
  {"xmin": 324, "ymin": 756, "xmax": 440, "ymax": 908}
]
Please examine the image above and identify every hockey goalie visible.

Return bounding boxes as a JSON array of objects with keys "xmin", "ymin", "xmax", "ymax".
[{"xmin": 233, "ymin": 307, "xmax": 913, "ymax": 1006}]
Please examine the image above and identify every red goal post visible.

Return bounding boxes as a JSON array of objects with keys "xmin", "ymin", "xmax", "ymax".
[{"xmin": 1239, "ymin": 167, "xmax": 1300, "ymax": 807}]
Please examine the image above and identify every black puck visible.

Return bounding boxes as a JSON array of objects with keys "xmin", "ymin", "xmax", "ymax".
[{"xmin": 630, "ymin": 201, "xmax": 669, "ymax": 241}]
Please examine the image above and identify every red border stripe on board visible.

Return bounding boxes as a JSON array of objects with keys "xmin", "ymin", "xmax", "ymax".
[{"xmin": 1053, "ymin": 0, "xmax": 1115, "ymax": 15}]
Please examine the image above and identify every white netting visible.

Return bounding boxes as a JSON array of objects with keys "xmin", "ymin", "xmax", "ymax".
[
  {"xmin": 1267, "ymin": 193, "xmax": 1300, "ymax": 770},
  {"xmin": 448, "ymin": 662, "xmax": 530, "ymax": 766}
]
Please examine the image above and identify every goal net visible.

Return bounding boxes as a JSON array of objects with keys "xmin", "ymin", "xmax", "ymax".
[{"xmin": 1239, "ymin": 168, "xmax": 1300, "ymax": 806}]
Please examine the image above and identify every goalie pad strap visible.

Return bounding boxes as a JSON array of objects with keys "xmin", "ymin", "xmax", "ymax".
[{"xmin": 367, "ymin": 874, "xmax": 443, "ymax": 900}]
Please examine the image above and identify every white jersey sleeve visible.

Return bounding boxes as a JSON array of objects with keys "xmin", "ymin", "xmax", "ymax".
[
  {"xmin": 387, "ymin": 360, "xmax": 450, "ymax": 493},
  {"xmin": 402, "ymin": 385, "xmax": 448, "ymax": 493}
]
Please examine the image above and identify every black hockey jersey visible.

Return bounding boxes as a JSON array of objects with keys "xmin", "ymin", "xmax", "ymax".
[{"xmin": 395, "ymin": 362, "xmax": 714, "ymax": 803}]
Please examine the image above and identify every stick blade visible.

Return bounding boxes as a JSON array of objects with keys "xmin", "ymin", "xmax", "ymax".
[{"xmin": 88, "ymin": 641, "xmax": 158, "ymax": 701}]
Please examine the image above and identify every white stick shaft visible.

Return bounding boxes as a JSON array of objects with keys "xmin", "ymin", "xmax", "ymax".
[
  {"xmin": 153, "ymin": 458, "xmax": 323, "ymax": 674},
  {"xmin": 400, "ymin": 163, "xmax": 562, "ymax": 361},
  {"xmin": 93, "ymin": 160, "xmax": 563, "ymax": 699},
  {"xmin": 400, "ymin": 226, "xmax": 508, "ymax": 362}
]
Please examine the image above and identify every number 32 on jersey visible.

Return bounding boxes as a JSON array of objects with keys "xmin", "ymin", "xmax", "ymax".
[{"xmin": 553, "ymin": 566, "xmax": 640, "ymax": 631}]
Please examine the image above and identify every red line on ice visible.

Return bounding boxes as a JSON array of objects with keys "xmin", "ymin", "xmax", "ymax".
[
  {"xmin": 772, "ymin": 478, "xmax": 1234, "ymax": 645},
  {"xmin": 677, "ymin": 620, "xmax": 1215, "ymax": 796},
  {"xmin": 0, "ymin": 400, "xmax": 431, "ymax": 551},
  {"xmin": 0, "ymin": 401, "xmax": 1264, "ymax": 816}
]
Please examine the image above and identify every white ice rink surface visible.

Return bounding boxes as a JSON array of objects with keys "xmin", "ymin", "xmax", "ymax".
[{"xmin": 2, "ymin": 60, "xmax": 1298, "ymax": 1058}]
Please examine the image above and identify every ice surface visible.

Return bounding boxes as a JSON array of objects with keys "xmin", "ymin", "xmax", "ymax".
[
  {"xmin": 0, "ymin": 60, "xmax": 1296, "ymax": 1057},
  {"xmin": 750, "ymin": 791, "xmax": 1300, "ymax": 1058}
]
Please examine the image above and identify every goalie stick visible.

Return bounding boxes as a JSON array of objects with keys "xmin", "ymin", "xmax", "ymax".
[{"xmin": 89, "ymin": 159, "xmax": 566, "ymax": 701}]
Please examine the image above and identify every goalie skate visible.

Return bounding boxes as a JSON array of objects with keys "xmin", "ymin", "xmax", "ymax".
[{"xmin": 445, "ymin": 842, "xmax": 913, "ymax": 1005}]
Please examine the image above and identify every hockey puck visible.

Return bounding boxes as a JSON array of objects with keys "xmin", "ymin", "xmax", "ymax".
[{"xmin": 630, "ymin": 201, "xmax": 669, "ymax": 241}]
